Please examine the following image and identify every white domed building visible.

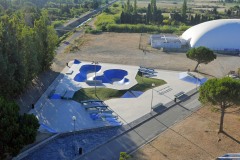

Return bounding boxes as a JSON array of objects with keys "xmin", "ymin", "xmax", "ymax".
[{"xmin": 181, "ymin": 19, "xmax": 240, "ymax": 55}]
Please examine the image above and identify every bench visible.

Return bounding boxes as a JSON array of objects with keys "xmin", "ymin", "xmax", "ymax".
[
  {"xmin": 139, "ymin": 69, "xmax": 155, "ymax": 74},
  {"xmin": 83, "ymin": 105, "xmax": 108, "ymax": 109},
  {"xmin": 80, "ymin": 99, "xmax": 103, "ymax": 104},
  {"xmin": 174, "ymin": 91, "xmax": 185, "ymax": 99},
  {"xmin": 66, "ymin": 70, "xmax": 73, "ymax": 75},
  {"xmin": 140, "ymin": 66, "xmax": 155, "ymax": 72},
  {"xmin": 144, "ymin": 73, "xmax": 157, "ymax": 78},
  {"xmin": 87, "ymin": 108, "xmax": 113, "ymax": 114},
  {"xmin": 85, "ymin": 80, "xmax": 102, "ymax": 85},
  {"xmin": 82, "ymin": 102, "xmax": 106, "ymax": 108}
]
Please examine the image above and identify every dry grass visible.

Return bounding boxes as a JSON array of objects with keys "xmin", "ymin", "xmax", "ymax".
[
  {"xmin": 131, "ymin": 106, "xmax": 240, "ymax": 160},
  {"xmin": 136, "ymin": 0, "xmax": 231, "ymax": 12}
]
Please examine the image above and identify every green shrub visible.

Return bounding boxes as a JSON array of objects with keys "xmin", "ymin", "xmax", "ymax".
[
  {"xmin": 178, "ymin": 25, "xmax": 190, "ymax": 31},
  {"xmin": 113, "ymin": 3, "xmax": 119, "ymax": 7},
  {"xmin": 161, "ymin": 25, "xmax": 176, "ymax": 33},
  {"xmin": 106, "ymin": 24, "xmax": 176, "ymax": 33},
  {"xmin": 119, "ymin": 152, "xmax": 131, "ymax": 160},
  {"xmin": 52, "ymin": 20, "xmax": 65, "ymax": 28},
  {"xmin": 103, "ymin": 7, "xmax": 111, "ymax": 13},
  {"xmin": 163, "ymin": 19, "xmax": 170, "ymax": 25},
  {"xmin": 85, "ymin": 26, "xmax": 102, "ymax": 34},
  {"xmin": 94, "ymin": 12, "xmax": 120, "ymax": 30}
]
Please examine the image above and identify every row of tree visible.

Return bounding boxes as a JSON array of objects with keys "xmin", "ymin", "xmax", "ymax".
[
  {"xmin": 0, "ymin": 10, "xmax": 58, "ymax": 98},
  {"xmin": 119, "ymin": 0, "xmax": 214, "ymax": 26},
  {"xmin": 120, "ymin": 0, "xmax": 163, "ymax": 25}
]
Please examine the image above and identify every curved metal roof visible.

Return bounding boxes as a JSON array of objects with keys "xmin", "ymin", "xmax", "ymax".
[{"xmin": 181, "ymin": 19, "xmax": 240, "ymax": 50}]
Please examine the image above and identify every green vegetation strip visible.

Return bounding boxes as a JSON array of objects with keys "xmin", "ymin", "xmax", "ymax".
[{"xmin": 73, "ymin": 72, "xmax": 166, "ymax": 102}]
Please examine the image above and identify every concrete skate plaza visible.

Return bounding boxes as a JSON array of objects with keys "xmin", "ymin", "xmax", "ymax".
[{"xmin": 29, "ymin": 61, "xmax": 199, "ymax": 133}]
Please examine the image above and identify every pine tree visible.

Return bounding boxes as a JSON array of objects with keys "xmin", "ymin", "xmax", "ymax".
[
  {"xmin": 34, "ymin": 10, "xmax": 58, "ymax": 71},
  {"xmin": 126, "ymin": 0, "xmax": 130, "ymax": 13},
  {"xmin": 120, "ymin": 11, "xmax": 125, "ymax": 23},
  {"xmin": 146, "ymin": 3, "xmax": 151, "ymax": 24},
  {"xmin": 133, "ymin": 0, "xmax": 137, "ymax": 15},
  {"xmin": 182, "ymin": 0, "xmax": 187, "ymax": 22}
]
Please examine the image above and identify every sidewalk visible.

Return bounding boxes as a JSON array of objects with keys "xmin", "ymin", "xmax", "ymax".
[{"xmin": 76, "ymin": 91, "xmax": 201, "ymax": 160}]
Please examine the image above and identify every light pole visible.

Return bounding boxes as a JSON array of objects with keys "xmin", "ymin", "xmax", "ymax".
[
  {"xmin": 72, "ymin": 116, "xmax": 76, "ymax": 134},
  {"xmin": 151, "ymin": 83, "xmax": 155, "ymax": 112},
  {"xmin": 142, "ymin": 50, "xmax": 147, "ymax": 82},
  {"xmin": 196, "ymin": 65, "xmax": 200, "ymax": 90},
  {"xmin": 92, "ymin": 61, "xmax": 98, "ymax": 96},
  {"xmin": 72, "ymin": 116, "xmax": 76, "ymax": 156}
]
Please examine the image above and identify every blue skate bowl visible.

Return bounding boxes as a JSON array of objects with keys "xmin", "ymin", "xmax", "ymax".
[
  {"xmin": 73, "ymin": 59, "xmax": 81, "ymax": 64},
  {"xmin": 74, "ymin": 64, "xmax": 101, "ymax": 82},
  {"xmin": 94, "ymin": 69, "xmax": 128, "ymax": 84},
  {"xmin": 49, "ymin": 94, "xmax": 62, "ymax": 99}
]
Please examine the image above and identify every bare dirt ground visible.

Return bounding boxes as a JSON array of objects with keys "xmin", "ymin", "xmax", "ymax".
[
  {"xmin": 67, "ymin": 32, "xmax": 240, "ymax": 78},
  {"xmin": 130, "ymin": 106, "xmax": 240, "ymax": 160}
]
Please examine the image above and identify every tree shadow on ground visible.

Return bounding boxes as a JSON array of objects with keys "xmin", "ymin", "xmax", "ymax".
[
  {"xmin": 222, "ymin": 131, "xmax": 240, "ymax": 144},
  {"xmin": 17, "ymin": 69, "xmax": 61, "ymax": 114},
  {"xmin": 197, "ymin": 71, "xmax": 216, "ymax": 78}
]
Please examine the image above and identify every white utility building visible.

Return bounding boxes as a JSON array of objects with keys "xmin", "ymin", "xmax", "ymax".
[
  {"xmin": 181, "ymin": 19, "xmax": 240, "ymax": 53},
  {"xmin": 150, "ymin": 34, "xmax": 186, "ymax": 49}
]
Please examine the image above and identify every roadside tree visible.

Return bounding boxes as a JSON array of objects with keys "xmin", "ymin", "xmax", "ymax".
[
  {"xmin": 199, "ymin": 77, "xmax": 240, "ymax": 133},
  {"xmin": 186, "ymin": 46, "xmax": 216, "ymax": 71}
]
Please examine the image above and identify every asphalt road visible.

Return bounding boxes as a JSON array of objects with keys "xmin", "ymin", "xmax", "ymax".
[{"xmin": 76, "ymin": 91, "xmax": 201, "ymax": 160}]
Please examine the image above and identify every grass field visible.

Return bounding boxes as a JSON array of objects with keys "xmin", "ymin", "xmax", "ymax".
[{"xmin": 73, "ymin": 72, "xmax": 166, "ymax": 101}]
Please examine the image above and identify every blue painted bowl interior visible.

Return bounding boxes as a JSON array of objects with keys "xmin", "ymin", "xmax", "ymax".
[
  {"xmin": 104, "ymin": 69, "xmax": 128, "ymax": 81},
  {"xmin": 74, "ymin": 64, "xmax": 101, "ymax": 82},
  {"xmin": 73, "ymin": 59, "xmax": 81, "ymax": 64},
  {"xmin": 94, "ymin": 69, "xmax": 128, "ymax": 83}
]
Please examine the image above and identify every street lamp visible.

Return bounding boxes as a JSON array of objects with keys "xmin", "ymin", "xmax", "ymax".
[
  {"xmin": 72, "ymin": 116, "xmax": 76, "ymax": 156},
  {"xmin": 92, "ymin": 61, "xmax": 99, "ymax": 96},
  {"xmin": 72, "ymin": 116, "xmax": 76, "ymax": 133},
  {"xmin": 151, "ymin": 83, "xmax": 155, "ymax": 112},
  {"xmin": 141, "ymin": 50, "xmax": 147, "ymax": 82},
  {"xmin": 196, "ymin": 65, "xmax": 200, "ymax": 90}
]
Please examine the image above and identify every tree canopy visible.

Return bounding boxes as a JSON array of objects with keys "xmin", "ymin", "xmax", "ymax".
[
  {"xmin": 0, "ymin": 10, "xmax": 58, "ymax": 98},
  {"xmin": 199, "ymin": 77, "xmax": 240, "ymax": 133},
  {"xmin": 120, "ymin": 0, "xmax": 163, "ymax": 25},
  {"xmin": 0, "ymin": 97, "xmax": 39, "ymax": 159},
  {"xmin": 186, "ymin": 46, "xmax": 216, "ymax": 71}
]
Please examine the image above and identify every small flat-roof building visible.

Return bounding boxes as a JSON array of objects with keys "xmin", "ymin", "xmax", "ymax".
[{"xmin": 150, "ymin": 34, "xmax": 187, "ymax": 50}]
